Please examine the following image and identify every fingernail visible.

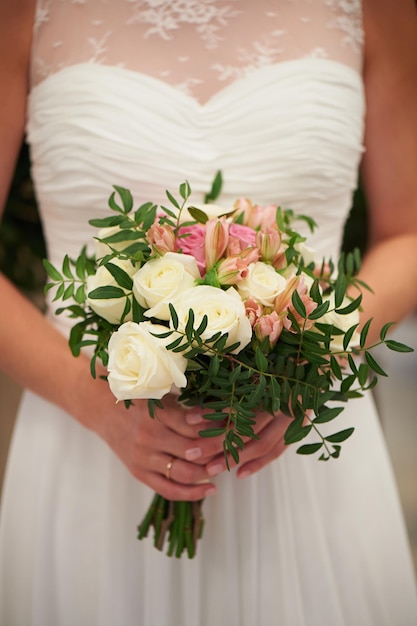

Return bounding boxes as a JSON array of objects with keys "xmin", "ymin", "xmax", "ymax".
[
  {"xmin": 238, "ymin": 469, "xmax": 251, "ymax": 480},
  {"xmin": 185, "ymin": 447, "xmax": 202, "ymax": 461},
  {"xmin": 207, "ymin": 463, "xmax": 223, "ymax": 477},
  {"xmin": 186, "ymin": 411, "xmax": 204, "ymax": 425},
  {"xmin": 205, "ymin": 486, "xmax": 217, "ymax": 496}
]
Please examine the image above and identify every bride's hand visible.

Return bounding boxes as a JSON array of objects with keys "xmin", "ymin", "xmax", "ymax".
[
  {"xmin": 87, "ymin": 381, "xmax": 224, "ymax": 501},
  {"xmin": 204, "ymin": 410, "xmax": 292, "ymax": 480}
]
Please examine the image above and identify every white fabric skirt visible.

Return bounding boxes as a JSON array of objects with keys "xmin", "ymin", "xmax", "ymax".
[{"xmin": 1, "ymin": 389, "xmax": 416, "ymax": 626}]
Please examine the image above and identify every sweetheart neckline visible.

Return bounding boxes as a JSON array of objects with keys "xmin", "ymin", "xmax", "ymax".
[{"xmin": 29, "ymin": 56, "xmax": 363, "ymax": 110}]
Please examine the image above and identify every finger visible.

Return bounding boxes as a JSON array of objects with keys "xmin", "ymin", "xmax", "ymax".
[
  {"xmin": 236, "ymin": 439, "xmax": 287, "ymax": 479},
  {"xmin": 138, "ymin": 469, "xmax": 217, "ymax": 501},
  {"xmin": 135, "ymin": 418, "xmax": 224, "ymax": 465},
  {"xmin": 147, "ymin": 453, "xmax": 213, "ymax": 486}
]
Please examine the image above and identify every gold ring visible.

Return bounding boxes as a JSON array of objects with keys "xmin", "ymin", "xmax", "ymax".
[{"xmin": 165, "ymin": 457, "xmax": 176, "ymax": 480}]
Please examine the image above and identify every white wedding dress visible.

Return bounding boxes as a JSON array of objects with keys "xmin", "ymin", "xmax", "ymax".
[{"xmin": 1, "ymin": 1, "xmax": 417, "ymax": 625}]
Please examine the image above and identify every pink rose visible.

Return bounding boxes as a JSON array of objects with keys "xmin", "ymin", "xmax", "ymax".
[
  {"xmin": 176, "ymin": 224, "xmax": 206, "ymax": 274},
  {"xmin": 229, "ymin": 223, "xmax": 257, "ymax": 253}
]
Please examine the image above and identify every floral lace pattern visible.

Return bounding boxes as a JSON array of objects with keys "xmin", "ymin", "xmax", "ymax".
[{"xmin": 31, "ymin": 0, "xmax": 363, "ymax": 102}]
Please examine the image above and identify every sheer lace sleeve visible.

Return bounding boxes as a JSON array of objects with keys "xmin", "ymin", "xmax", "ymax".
[{"xmin": 31, "ymin": 0, "xmax": 363, "ymax": 104}]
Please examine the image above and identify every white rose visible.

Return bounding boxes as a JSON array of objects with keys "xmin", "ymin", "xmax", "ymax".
[
  {"xmin": 132, "ymin": 252, "xmax": 200, "ymax": 321},
  {"xmin": 87, "ymin": 258, "xmax": 137, "ymax": 324},
  {"xmin": 237, "ymin": 262, "xmax": 288, "ymax": 307},
  {"xmin": 170, "ymin": 285, "xmax": 252, "ymax": 354},
  {"xmin": 107, "ymin": 321, "xmax": 187, "ymax": 401},
  {"xmin": 319, "ymin": 294, "xmax": 360, "ymax": 352}
]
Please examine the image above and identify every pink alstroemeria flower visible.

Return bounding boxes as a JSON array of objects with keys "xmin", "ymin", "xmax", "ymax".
[
  {"xmin": 244, "ymin": 296, "xmax": 264, "ymax": 327},
  {"xmin": 204, "ymin": 217, "xmax": 229, "ymax": 270},
  {"xmin": 254, "ymin": 311, "xmax": 289, "ymax": 348},
  {"xmin": 147, "ymin": 223, "xmax": 176, "ymax": 255},
  {"xmin": 256, "ymin": 228, "xmax": 282, "ymax": 263},
  {"xmin": 216, "ymin": 247, "xmax": 259, "ymax": 286}
]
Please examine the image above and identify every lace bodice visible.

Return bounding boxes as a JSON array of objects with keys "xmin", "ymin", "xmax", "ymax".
[{"xmin": 32, "ymin": 0, "xmax": 363, "ymax": 103}]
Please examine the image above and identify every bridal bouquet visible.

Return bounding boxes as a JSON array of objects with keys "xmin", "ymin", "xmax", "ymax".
[{"xmin": 43, "ymin": 175, "xmax": 412, "ymax": 558}]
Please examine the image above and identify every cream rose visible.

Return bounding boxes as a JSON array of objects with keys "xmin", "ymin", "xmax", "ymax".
[
  {"xmin": 107, "ymin": 321, "xmax": 187, "ymax": 401},
  {"xmin": 319, "ymin": 294, "xmax": 360, "ymax": 352},
  {"xmin": 132, "ymin": 252, "xmax": 200, "ymax": 321},
  {"xmin": 237, "ymin": 262, "xmax": 288, "ymax": 307},
  {"xmin": 87, "ymin": 258, "xmax": 137, "ymax": 324},
  {"xmin": 170, "ymin": 285, "xmax": 252, "ymax": 354}
]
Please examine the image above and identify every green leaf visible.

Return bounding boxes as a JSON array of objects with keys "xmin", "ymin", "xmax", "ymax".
[
  {"xmin": 353, "ymin": 247, "xmax": 362, "ymax": 271},
  {"xmin": 334, "ymin": 273, "xmax": 347, "ymax": 308},
  {"xmin": 179, "ymin": 180, "xmax": 191, "ymax": 200},
  {"xmin": 308, "ymin": 300, "xmax": 330, "ymax": 320},
  {"xmin": 74, "ymin": 285, "xmax": 85, "ymax": 304},
  {"xmin": 365, "ymin": 351, "xmax": 388, "ymax": 376},
  {"xmin": 185, "ymin": 308, "xmax": 195, "ymax": 342},
  {"xmin": 330, "ymin": 355, "xmax": 342, "ymax": 380},
  {"xmin": 309, "ymin": 279, "xmax": 323, "ymax": 305},
  {"xmin": 230, "ymin": 365, "xmax": 242, "ymax": 383},
  {"xmin": 53, "ymin": 282, "xmax": 65, "ymax": 301},
  {"xmin": 379, "ymin": 321, "xmax": 396, "ymax": 341},
  {"xmin": 113, "ymin": 185, "xmax": 133, "ymax": 213},
  {"xmin": 358, "ymin": 363, "xmax": 369, "ymax": 387},
  {"xmin": 62, "ymin": 255, "xmax": 73, "ymax": 279},
  {"xmin": 75, "ymin": 254, "xmax": 87, "ymax": 280},
  {"xmin": 104, "ymin": 262, "xmax": 133, "ymax": 290},
  {"xmin": 284, "ymin": 419, "xmax": 312, "ymax": 445},
  {"xmin": 335, "ymin": 294, "xmax": 362, "ymax": 315},
  {"xmin": 360, "ymin": 318, "xmax": 373, "ymax": 349},
  {"xmin": 342, "ymin": 323, "xmax": 360, "ymax": 351},
  {"xmin": 108, "ymin": 191, "xmax": 123, "ymax": 213},
  {"xmin": 169, "ymin": 303, "xmax": 179, "ymax": 330},
  {"xmin": 99, "ymin": 230, "xmax": 140, "ymax": 244},
  {"xmin": 188, "ymin": 206, "xmax": 209, "ymax": 224},
  {"xmin": 89, "ymin": 215, "xmax": 125, "ymax": 228},
  {"xmin": 204, "ymin": 170, "xmax": 223, "ymax": 203},
  {"xmin": 325, "ymin": 427, "xmax": 354, "ymax": 444},
  {"xmin": 199, "ymin": 427, "xmax": 225, "ymax": 438},
  {"xmin": 296, "ymin": 442, "xmax": 323, "ymax": 455},
  {"xmin": 63, "ymin": 283, "xmax": 75, "ymax": 300},
  {"xmin": 148, "ymin": 398, "xmax": 164, "ymax": 418},
  {"xmin": 255, "ymin": 347, "xmax": 269, "ymax": 372},
  {"xmin": 166, "ymin": 335, "xmax": 186, "ymax": 350},
  {"xmin": 43, "ymin": 259, "xmax": 62, "ymax": 282},
  {"xmin": 88, "ymin": 286, "xmax": 126, "ymax": 299},
  {"xmin": 165, "ymin": 189, "xmax": 180, "ymax": 209},
  {"xmin": 314, "ymin": 406, "xmax": 344, "ymax": 424},
  {"xmin": 385, "ymin": 339, "xmax": 414, "ymax": 353},
  {"xmin": 291, "ymin": 289, "xmax": 307, "ymax": 319}
]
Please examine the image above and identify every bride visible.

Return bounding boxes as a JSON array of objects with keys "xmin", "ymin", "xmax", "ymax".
[{"xmin": 0, "ymin": 1, "xmax": 417, "ymax": 624}]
